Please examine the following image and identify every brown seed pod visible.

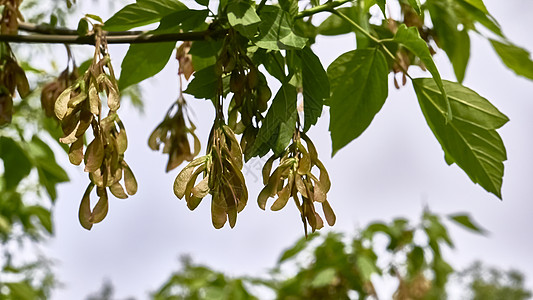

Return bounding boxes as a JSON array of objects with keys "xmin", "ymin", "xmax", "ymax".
[
  {"xmin": 50, "ymin": 26, "xmax": 136, "ymax": 230},
  {"xmin": 174, "ymin": 123, "xmax": 248, "ymax": 229},
  {"xmin": 258, "ymin": 131, "xmax": 335, "ymax": 235},
  {"xmin": 0, "ymin": 0, "xmax": 24, "ymax": 35},
  {"xmin": 176, "ymin": 41, "xmax": 194, "ymax": 80},
  {"xmin": 0, "ymin": 46, "xmax": 29, "ymax": 125},
  {"xmin": 148, "ymin": 97, "xmax": 201, "ymax": 172}
]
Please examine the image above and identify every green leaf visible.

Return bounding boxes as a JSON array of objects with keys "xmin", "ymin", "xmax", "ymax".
[
  {"xmin": 278, "ymin": 232, "xmax": 318, "ymax": 263},
  {"xmin": 433, "ymin": 257, "xmax": 454, "ymax": 288},
  {"xmin": 6, "ymin": 282, "xmax": 37, "ymax": 300},
  {"xmin": 104, "ymin": 4, "xmax": 156, "ymax": 31},
  {"xmin": 77, "ymin": 18, "xmax": 89, "ymax": 36},
  {"xmin": 456, "ymin": 0, "xmax": 502, "ymax": 37},
  {"xmin": 255, "ymin": 5, "xmax": 307, "ymax": 50},
  {"xmin": 311, "ymin": 268, "xmax": 337, "ymax": 287},
  {"xmin": 423, "ymin": 212, "xmax": 453, "ymax": 247},
  {"xmin": 426, "ymin": 3, "xmax": 470, "ymax": 83},
  {"xmin": 317, "ymin": 7, "xmax": 357, "ymax": 36},
  {"xmin": 463, "ymin": 0, "xmax": 488, "ymax": 14},
  {"xmin": 490, "ymin": 39, "xmax": 533, "ymax": 80},
  {"xmin": 118, "ymin": 9, "xmax": 208, "ymax": 90},
  {"xmin": 184, "ymin": 65, "xmax": 218, "ymax": 99},
  {"xmin": 122, "ymin": 85, "xmax": 145, "ymax": 111},
  {"xmin": 26, "ymin": 205, "xmax": 53, "ymax": 234},
  {"xmin": 413, "ymin": 78, "xmax": 508, "ymax": 198},
  {"xmin": 407, "ymin": 0, "xmax": 422, "ymax": 15},
  {"xmin": 227, "ymin": 1, "xmax": 261, "ymax": 38},
  {"xmin": 254, "ymin": 49, "xmax": 285, "ymax": 82},
  {"xmin": 363, "ymin": 0, "xmax": 377, "ymax": 12},
  {"xmin": 279, "ymin": 0, "xmax": 298, "ymax": 17},
  {"xmin": 27, "ymin": 136, "xmax": 69, "ymax": 201},
  {"xmin": 299, "ymin": 47, "xmax": 329, "ymax": 132},
  {"xmin": 119, "ymin": 41, "xmax": 176, "ymax": 90},
  {"xmin": 356, "ymin": 255, "xmax": 378, "ymax": 282},
  {"xmin": 19, "ymin": 61, "xmax": 45, "ymax": 74},
  {"xmin": 248, "ymin": 84, "xmax": 298, "ymax": 159},
  {"xmin": 364, "ymin": 222, "xmax": 390, "ymax": 239},
  {"xmin": 448, "ymin": 213, "xmax": 487, "ymax": 234},
  {"xmin": 394, "ymin": 24, "xmax": 450, "ymax": 117},
  {"xmin": 407, "ymin": 246, "xmax": 425, "ymax": 274},
  {"xmin": 195, "ymin": 0, "xmax": 209, "ymax": 6},
  {"xmin": 157, "ymin": 9, "xmax": 209, "ymax": 32},
  {"xmin": 85, "ymin": 13, "xmax": 104, "ymax": 23},
  {"xmin": 0, "ymin": 215, "xmax": 10, "ymax": 233},
  {"xmin": 0, "ymin": 137, "xmax": 32, "ymax": 190},
  {"xmin": 294, "ymin": 19, "xmax": 318, "ymax": 44},
  {"xmin": 189, "ymin": 40, "xmax": 222, "ymax": 72},
  {"xmin": 451, "ymin": 29, "xmax": 470, "ymax": 83},
  {"xmin": 376, "ymin": 0, "xmax": 386, "ymax": 17},
  {"xmin": 104, "ymin": 0, "xmax": 188, "ymax": 31},
  {"xmin": 328, "ymin": 48, "xmax": 388, "ymax": 155}
]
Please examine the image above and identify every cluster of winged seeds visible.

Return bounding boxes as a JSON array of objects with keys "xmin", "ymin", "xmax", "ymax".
[
  {"xmin": 171, "ymin": 32, "xmax": 334, "ymax": 233},
  {"xmin": 46, "ymin": 27, "xmax": 136, "ymax": 230},
  {"xmin": 174, "ymin": 122, "xmax": 247, "ymax": 229},
  {"xmin": 172, "ymin": 34, "xmax": 252, "ymax": 229},
  {"xmin": 0, "ymin": 43, "xmax": 29, "ymax": 125},
  {"xmin": 148, "ymin": 95, "xmax": 201, "ymax": 172},
  {"xmin": 0, "ymin": 0, "xmax": 23, "ymax": 34},
  {"xmin": 219, "ymin": 29, "xmax": 272, "ymax": 157},
  {"xmin": 259, "ymin": 132, "xmax": 335, "ymax": 235},
  {"xmin": 41, "ymin": 53, "xmax": 79, "ymax": 118}
]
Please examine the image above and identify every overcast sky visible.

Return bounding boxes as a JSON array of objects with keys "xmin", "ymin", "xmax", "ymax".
[{"xmin": 43, "ymin": 0, "xmax": 533, "ymax": 299}]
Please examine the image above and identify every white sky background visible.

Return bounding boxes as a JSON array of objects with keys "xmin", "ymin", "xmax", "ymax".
[{"xmin": 41, "ymin": 0, "xmax": 533, "ymax": 299}]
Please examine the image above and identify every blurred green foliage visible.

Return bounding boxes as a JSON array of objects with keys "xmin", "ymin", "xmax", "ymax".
[{"xmin": 144, "ymin": 209, "xmax": 531, "ymax": 300}]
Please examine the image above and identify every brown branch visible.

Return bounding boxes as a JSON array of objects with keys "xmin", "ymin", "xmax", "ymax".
[
  {"xmin": 5, "ymin": 0, "xmax": 353, "ymax": 45},
  {"xmin": 18, "ymin": 22, "xmax": 146, "ymax": 36},
  {"xmin": 0, "ymin": 29, "xmax": 228, "ymax": 45}
]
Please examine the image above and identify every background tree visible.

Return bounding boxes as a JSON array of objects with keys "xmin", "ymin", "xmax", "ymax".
[{"xmin": 146, "ymin": 210, "xmax": 530, "ymax": 299}]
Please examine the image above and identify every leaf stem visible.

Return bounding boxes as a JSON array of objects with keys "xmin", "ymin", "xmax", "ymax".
[
  {"xmin": 331, "ymin": 9, "xmax": 379, "ymax": 44},
  {"xmin": 296, "ymin": 0, "xmax": 353, "ymax": 19},
  {"xmin": 332, "ymin": 9, "xmax": 412, "ymax": 79}
]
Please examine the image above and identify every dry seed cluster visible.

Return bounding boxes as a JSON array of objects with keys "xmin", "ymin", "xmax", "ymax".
[
  {"xmin": 259, "ymin": 133, "xmax": 335, "ymax": 235},
  {"xmin": 176, "ymin": 41, "xmax": 194, "ymax": 80},
  {"xmin": 174, "ymin": 124, "xmax": 247, "ymax": 229},
  {"xmin": 41, "ymin": 56, "xmax": 79, "ymax": 118},
  {"xmin": 0, "ymin": 0, "xmax": 23, "ymax": 35},
  {"xmin": 390, "ymin": 4, "xmax": 436, "ymax": 90},
  {"xmin": 51, "ymin": 28, "xmax": 136, "ymax": 230},
  {"xmin": 218, "ymin": 30, "xmax": 272, "ymax": 156},
  {"xmin": 148, "ymin": 96, "xmax": 201, "ymax": 172},
  {"xmin": 0, "ymin": 43, "xmax": 29, "ymax": 125}
]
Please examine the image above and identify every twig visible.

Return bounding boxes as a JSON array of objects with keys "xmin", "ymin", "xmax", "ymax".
[
  {"xmin": 18, "ymin": 22, "xmax": 146, "ymax": 36},
  {"xmin": 0, "ymin": 29, "xmax": 229, "ymax": 45}
]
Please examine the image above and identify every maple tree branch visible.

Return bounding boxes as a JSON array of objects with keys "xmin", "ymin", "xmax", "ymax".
[
  {"xmin": 0, "ymin": 29, "xmax": 228, "ymax": 45},
  {"xmin": 17, "ymin": 21, "xmax": 145, "ymax": 36},
  {"xmin": 2, "ymin": 0, "xmax": 355, "ymax": 45}
]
